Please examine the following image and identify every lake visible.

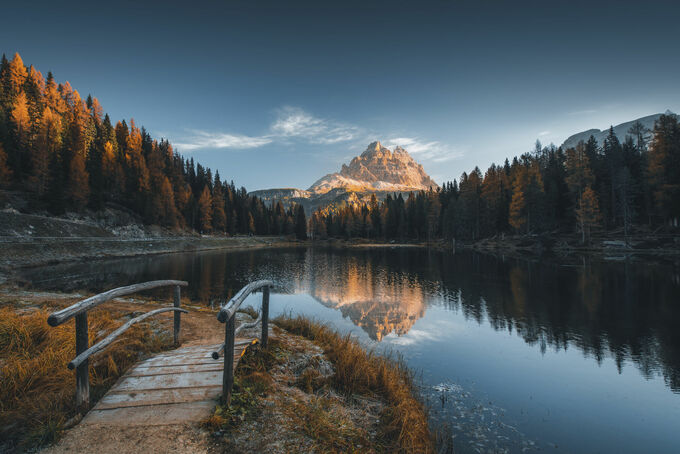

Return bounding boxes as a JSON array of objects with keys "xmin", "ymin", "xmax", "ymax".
[{"xmin": 18, "ymin": 246, "xmax": 680, "ymax": 453}]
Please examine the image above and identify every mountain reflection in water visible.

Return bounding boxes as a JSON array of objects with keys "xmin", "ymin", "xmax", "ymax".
[{"xmin": 18, "ymin": 247, "xmax": 680, "ymax": 393}]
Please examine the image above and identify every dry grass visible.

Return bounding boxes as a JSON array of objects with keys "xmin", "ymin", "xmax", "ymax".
[
  {"xmin": 0, "ymin": 305, "xmax": 172, "ymax": 451},
  {"xmin": 281, "ymin": 395, "xmax": 374, "ymax": 453},
  {"xmin": 273, "ymin": 316, "xmax": 434, "ymax": 454}
]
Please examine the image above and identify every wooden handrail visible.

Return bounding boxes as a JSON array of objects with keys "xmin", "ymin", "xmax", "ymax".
[
  {"xmin": 48, "ymin": 280, "xmax": 188, "ymax": 326},
  {"xmin": 216, "ymin": 280, "xmax": 274, "ymax": 323},
  {"xmin": 212, "ymin": 312, "xmax": 263, "ymax": 359},
  {"xmin": 69, "ymin": 307, "xmax": 188, "ymax": 369},
  {"xmin": 216, "ymin": 280, "xmax": 273, "ymax": 406},
  {"xmin": 46, "ymin": 280, "xmax": 189, "ymax": 410}
]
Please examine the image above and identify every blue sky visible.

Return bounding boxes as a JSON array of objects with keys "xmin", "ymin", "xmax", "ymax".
[{"xmin": 2, "ymin": 0, "xmax": 679, "ymax": 190}]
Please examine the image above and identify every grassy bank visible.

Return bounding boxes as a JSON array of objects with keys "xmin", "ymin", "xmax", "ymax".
[
  {"xmin": 207, "ymin": 315, "xmax": 433, "ymax": 453},
  {"xmin": 0, "ymin": 304, "xmax": 173, "ymax": 451}
]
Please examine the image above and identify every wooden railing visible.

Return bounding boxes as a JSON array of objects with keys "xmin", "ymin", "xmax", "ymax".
[
  {"xmin": 47, "ymin": 280, "xmax": 189, "ymax": 409},
  {"xmin": 214, "ymin": 280, "xmax": 274, "ymax": 406}
]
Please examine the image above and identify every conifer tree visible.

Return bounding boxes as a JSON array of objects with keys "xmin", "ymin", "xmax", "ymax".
[
  {"xmin": 198, "ymin": 185, "xmax": 213, "ymax": 232},
  {"xmin": 67, "ymin": 151, "xmax": 89, "ymax": 207},
  {"xmin": 0, "ymin": 142, "xmax": 12, "ymax": 186},
  {"xmin": 576, "ymin": 186, "xmax": 602, "ymax": 243},
  {"xmin": 294, "ymin": 204, "xmax": 307, "ymax": 240}
]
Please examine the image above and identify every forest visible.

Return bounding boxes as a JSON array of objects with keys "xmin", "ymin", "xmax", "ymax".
[
  {"xmin": 2, "ymin": 52, "xmax": 679, "ymax": 244},
  {"xmin": 309, "ymin": 116, "xmax": 680, "ymax": 242},
  {"xmin": 0, "ymin": 53, "xmax": 308, "ymax": 239}
]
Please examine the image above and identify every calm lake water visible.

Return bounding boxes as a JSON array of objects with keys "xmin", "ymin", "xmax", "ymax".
[{"xmin": 19, "ymin": 247, "xmax": 680, "ymax": 453}]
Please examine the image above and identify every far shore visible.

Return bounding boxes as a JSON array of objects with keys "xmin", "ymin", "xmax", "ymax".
[{"xmin": 2, "ymin": 221, "xmax": 678, "ymax": 285}]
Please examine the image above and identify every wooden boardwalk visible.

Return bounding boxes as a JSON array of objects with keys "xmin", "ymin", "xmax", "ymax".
[{"xmin": 81, "ymin": 339, "xmax": 257, "ymax": 426}]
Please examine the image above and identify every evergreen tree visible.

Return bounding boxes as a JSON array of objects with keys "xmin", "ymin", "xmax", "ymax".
[
  {"xmin": 198, "ymin": 185, "xmax": 213, "ymax": 232},
  {"xmin": 294, "ymin": 204, "xmax": 307, "ymax": 240},
  {"xmin": 576, "ymin": 186, "xmax": 602, "ymax": 243},
  {"xmin": 0, "ymin": 142, "xmax": 12, "ymax": 186}
]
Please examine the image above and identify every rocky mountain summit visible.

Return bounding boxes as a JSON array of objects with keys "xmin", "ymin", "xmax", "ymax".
[
  {"xmin": 309, "ymin": 141, "xmax": 438, "ymax": 194},
  {"xmin": 250, "ymin": 142, "xmax": 438, "ymax": 213}
]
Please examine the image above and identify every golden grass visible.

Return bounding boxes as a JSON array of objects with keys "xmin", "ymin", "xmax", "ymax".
[
  {"xmin": 273, "ymin": 316, "xmax": 434, "ymax": 454},
  {"xmin": 0, "ymin": 305, "xmax": 172, "ymax": 450},
  {"xmin": 282, "ymin": 395, "xmax": 373, "ymax": 453}
]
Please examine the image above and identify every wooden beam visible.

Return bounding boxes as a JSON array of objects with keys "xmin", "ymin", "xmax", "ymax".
[
  {"xmin": 173, "ymin": 285, "xmax": 182, "ymax": 346},
  {"xmin": 48, "ymin": 280, "xmax": 188, "ymax": 327},
  {"xmin": 216, "ymin": 280, "xmax": 273, "ymax": 323},
  {"xmin": 68, "ymin": 307, "xmax": 188, "ymax": 370},
  {"xmin": 262, "ymin": 286, "xmax": 270, "ymax": 348},
  {"xmin": 222, "ymin": 316, "xmax": 236, "ymax": 406},
  {"xmin": 212, "ymin": 314, "xmax": 262, "ymax": 359},
  {"xmin": 75, "ymin": 313, "xmax": 89, "ymax": 409}
]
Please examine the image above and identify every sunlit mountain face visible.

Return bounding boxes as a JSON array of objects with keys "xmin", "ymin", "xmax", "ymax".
[{"xmin": 304, "ymin": 254, "xmax": 427, "ymax": 340}]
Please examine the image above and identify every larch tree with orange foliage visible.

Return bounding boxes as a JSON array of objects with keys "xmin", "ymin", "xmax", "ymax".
[
  {"xmin": 198, "ymin": 185, "xmax": 213, "ymax": 233},
  {"xmin": 211, "ymin": 179, "xmax": 227, "ymax": 233},
  {"xmin": 575, "ymin": 186, "xmax": 602, "ymax": 243},
  {"xmin": 31, "ymin": 106, "xmax": 61, "ymax": 196}
]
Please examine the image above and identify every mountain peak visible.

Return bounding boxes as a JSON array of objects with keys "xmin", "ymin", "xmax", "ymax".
[
  {"xmin": 361, "ymin": 141, "xmax": 388, "ymax": 157},
  {"xmin": 308, "ymin": 141, "xmax": 438, "ymax": 194}
]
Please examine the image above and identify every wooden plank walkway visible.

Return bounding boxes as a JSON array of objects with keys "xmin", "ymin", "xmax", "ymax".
[{"xmin": 81, "ymin": 339, "xmax": 258, "ymax": 426}]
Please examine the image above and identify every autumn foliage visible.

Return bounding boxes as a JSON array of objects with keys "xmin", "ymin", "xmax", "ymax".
[
  {"xmin": 0, "ymin": 53, "xmax": 305, "ymax": 234},
  {"xmin": 312, "ymin": 120, "xmax": 680, "ymax": 241}
]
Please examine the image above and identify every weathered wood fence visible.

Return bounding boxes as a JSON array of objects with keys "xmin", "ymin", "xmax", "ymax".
[
  {"xmin": 213, "ymin": 280, "xmax": 273, "ymax": 406},
  {"xmin": 47, "ymin": 280, "xmax": 188, "ymax": 409}
]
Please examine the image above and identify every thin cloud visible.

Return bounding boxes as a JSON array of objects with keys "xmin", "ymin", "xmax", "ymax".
[
  {"xmin": 172, "ymin": 107, "xmax": 461, "ymax": 164},
  {"xmin": 538, "ymin": 130, "xmax": 551, "ymax": 136},
  {"xmin": 173, "ymin": 130, "xmax": 273, "ymax": 151},
  {"xmin": 271, "ymin": 106, "xmax": 361, "ymax": 144},
  {"xmin": 384, "ymin": 137, "xmax": 464, "ymax": 162}
]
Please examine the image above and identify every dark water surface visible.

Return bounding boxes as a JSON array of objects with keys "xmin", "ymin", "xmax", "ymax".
[{"xmin": 19, "ymin": 247, "xmax": 680, "ymax": 453}]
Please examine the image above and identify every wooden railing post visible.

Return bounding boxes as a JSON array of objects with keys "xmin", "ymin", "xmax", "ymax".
[
  {"xmin": 261, "ymin": 285, "xmax": 269, "ymax": 348},
  {"xmin": 75, "ymin": 313, "xmax": 89, "ymax": 409},
  {"xmin": 222, "ymin": 315, "xmax": 236, "ymax": 406},
  {"xmin": 173, "ymin": 285, "xmax": 181, "ymax": 346}
]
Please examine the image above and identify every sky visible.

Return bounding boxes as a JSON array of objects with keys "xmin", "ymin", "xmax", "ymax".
[{"xmin": 2, "ymin": 0, "xmax": 679, "ymax": 190}]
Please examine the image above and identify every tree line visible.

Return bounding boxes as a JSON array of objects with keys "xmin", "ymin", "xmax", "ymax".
[
  {"xmin": 0, "ymin": 52, "xmax": 307, "ymax": 238},
  {"xmin": 310, "ymin": 115, "xmax": 680, "ymax": 242}
]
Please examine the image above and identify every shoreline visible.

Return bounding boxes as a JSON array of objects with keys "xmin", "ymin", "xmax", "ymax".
[{"xmin": 2, "ymin": 229, "xmax": 678, "ymax": 284}]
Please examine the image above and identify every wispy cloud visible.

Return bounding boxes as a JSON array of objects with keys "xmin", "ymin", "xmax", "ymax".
[
  {"xmin": 171, "ymin": 107, "xmax": 463, "ymax": 164},
  {"xmin": 271, "ymin": 106, "xmax": 361, "ymax": 144},
  {"xmin": 383, "ymin": 137, "xmax": 464, "ymax": 162},
  {"xmin": 538, "ymin": 130, "xmax": 551, "ymax": 136},
  {"xmin": 387, "ymin": 329, "xmax": 438, "ymax": 346},
  {"xmin": 173, "ymin": 130, "xmax": 273, "ymax": 151}
]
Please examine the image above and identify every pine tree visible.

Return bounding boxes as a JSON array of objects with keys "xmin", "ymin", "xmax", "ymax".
[
  {"xmin": 31, "ymin": 106, "xmax": 61, "ymax": 195},
  {"xmin": 509, "ymin": 166, "xmax": 527, "ymax": 232},
  {"xmin": 294, "ymin": 204, "xmax": 307, "ymax": 240},
  {"xmin": 211, "ymin": 185, "xmax": 227, "ymax": 232},
  {"xmin": 7, "ymin": 53, "xmax": 27, "ymax": 99},
  {"xmin": 647, "ymin": 114, "xmax": 680, "ymax": 224},
  {"xmin": 198, "ymin": 185, "xmax": 213, "ymax": 232},
  {"xmin": 11, "ymin": 91, "xmax": 30, "ymax": 149},
  {"xmin": 0, "ymin": 142, "xmax": 12, "ymax": 186},
  {"xmin": 576, "ymin": 186, "xmax": 602, "ymax": 243},
  {"xmin": 67, "ymin": 151, "xmax": 90, "ymax": 207}
]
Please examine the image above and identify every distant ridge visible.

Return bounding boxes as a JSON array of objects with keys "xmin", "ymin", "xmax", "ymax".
[{"xmin": 561, "ymin": 110, "xmax": 676, "ymax": 149}]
